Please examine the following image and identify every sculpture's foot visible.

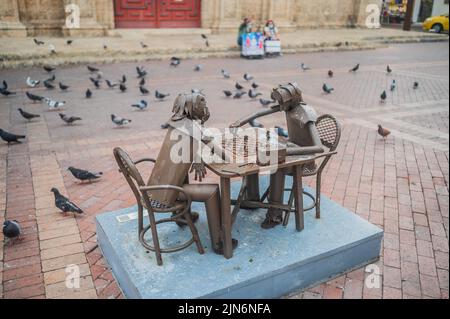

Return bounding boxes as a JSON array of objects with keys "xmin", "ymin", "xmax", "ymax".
[
  {"xmin": 175, "ymin": 212, "xmax": 199, "ymax": 227},
  {"xmin": 213, "ymin": 239, "xmax": 239, "ymax": 255},
  {"xmin": 261, "ymin": 215, "xmax": 283, "ymax": 229}
]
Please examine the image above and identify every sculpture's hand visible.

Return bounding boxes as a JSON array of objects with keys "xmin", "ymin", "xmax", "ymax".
[{"xmin": 190, "ymin": 163, "xmax": 207, "ymax": 182}]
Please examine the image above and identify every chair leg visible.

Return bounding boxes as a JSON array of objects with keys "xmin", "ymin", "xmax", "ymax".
[
  {"xmin": 316, "ymin": 173, "xmax": 322, "ymax": 219},
  {"xmin": 138, "ymin": 204, "xmax": 144, "ymax": 237},
  {"xmin": 183, "ymin": 210, "xmax": 205, "ymax": 255},
  {"xmin": 146, "ymin": 211, "xmax": 163, "ymax": 266},
  {"xmin": 283, "ymin": 188, "xmax": 295, "ymax": 227}
]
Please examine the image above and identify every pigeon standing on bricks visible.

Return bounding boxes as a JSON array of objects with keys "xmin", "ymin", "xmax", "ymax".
[
  {"xmin": 248, "ymin": 89, "xmax": 262, "ymax": 99},
  {"xmin": 26, "ymin": 77, "xmax": 40, "ymax": 88},
  {"xmin": 45, "ymin": 98, "xmax": 66, "ymax": 110},
  {"xmin": 139, "ymin": 86, "xmax": 150, "ymax": 95},
  {"xmin": 387, "ymin": 65, "xmax": 392, "ymax": 74},
  {"xmin": 259, "ymin": 98, "xmax": 275, "ymax": 107},
  {"xmin": 0, "ymin": 129, "xmax": 26, "ymax": 144},
  {"xmin": 233, "ymin": 91, "xmax": 247, "ymax": 99},
  {"xmin": 300, "ymin": 63, "xmax": 311, "ymax": 71},
  {"xmin": 328, "ymin": 70, "xmax": 334, "ymax": 78},
  {"xmin": 59, "ymin": 82, "xmax": 70, "ymax": 91},
  {"xmin": 380, "ymin": 90, "xmax": 387, "ymax": 103},
  {"xmin": 87, "ymin": 65, "xmax": 99, "ymax": 73},
  {"xmin": 131, "ymin": 100, "xmax": 148, "ymax": 111},
  {"xmin": 223, "ymin": 90, "xmax": 233, "ymax": 97},
  {"xmin": 413, "ymin": 82, "xmax": 419, "ymax": 89},
  {"xmin": 322, "ymin": 83, "xmax": 334, "ymax": 94},
  {"xmin": 59, "ymin": 113, "xmax": 82, "ymax": 125},
  {"xmin": 119, "ymin": 83, "xmax": 127, "ymax": 93},
  {"xmin": 44, "ymin": 80, "xmax": 55, "ymax": 90},
  {"xmin": 51, "ymin": 188, "xmax": 84, "ymax": 215},
  {"xmin": 390, "ymin": 80, "xmax": 396, "ymax": 91},
  {"xmin": 26, "ymin": 91, "xmax": 44, "ymax": 102},
  {"xmin": 170, "ymin": 57, "xmax": 181, "ymax": 67},
  {"xmin": 194, "ymin": 65, "xmax": 203, "ymax": 72},
  {"xmin": 3, "ymin": 220, "xmax": 21, "ymax": 242},
  {"xmin": 43, "ymin": 65, "xmax": 56, "ymax": 73},
  {"xmin": 221, "ymin": 69, "xmax": 231, "ymax": 79},
  {"xmin": 34, "ymin": 38, "xmax": 45, "ymax": 46},
  {"xmin": 155, "ymin": 90, "xmax": 170, "ymax": 101},
  {"xmin": 111, "ymin": 114, "xmax": 132, "ymax": 127},
  {"xmin": 244, "ymin": 73, "xmax": 254, "ymax": 81},
  {"xmin": 85, "ymin": 89, "xmax": 92, "ymax": 99},
  {"xmin": 18, "ymin": 108, "xmax": 40, "ymax": 121},
  {"xmin": 90, "ymin": 77, "xmax": 101, "ymax": 89},
  {"xmin": 68, "ymin": 167, "xmax": 103, "ymax": 182},
  {"xmin": 349, "ymin": 64, "xmax": 360, "ymax": 73},
  {"xmin": 378, "ymin": 125, "xmax": 391, "ymax": 140}
]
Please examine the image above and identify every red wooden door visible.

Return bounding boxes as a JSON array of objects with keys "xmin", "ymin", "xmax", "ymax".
[{"xmin": 114, "ymin": 0, "xmax": 201, "ymax": 28}]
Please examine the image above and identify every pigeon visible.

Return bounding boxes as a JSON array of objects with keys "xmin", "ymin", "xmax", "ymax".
[
  {"xmin": 139, "ymin": 86, "xmax": 150, "ymax": 95},
  {"xmin": 59, "ymin": 82, "xmax": 70, "ymax": 91},
  {"xmin": 244, "ymin": 73, "xmax": 254, "ymax": 81},
  {"xmin": 43, "ymin": 80, "xmax": 55, "ymax": 90},
  {"xmin": 233, "ymin": 91, "xmax": 247, "ymax": 99},
  {"xmin": 235, "ymin": 82, "xmax": 244, "ymax": 90},
  {"xmin": 68, "ymin": 167, "xmax": 103, "ymax": 182},
  {"xmin": 194, "ymin": 65, "xmax": 203, "ymax": 72},
  {"xmin": 251, "ymin": 82, "xmax": 259, "ymax": 89},
  {"xmin": 139, "ymin": 78, "xmax": 146, "ymax": 86},
  {"xmin": 131, "ymin": 100, "xmax": 148, "ymax": 110},
  {"xmin": 111, "ymin": 114, "xmax": 132, "ymax": 127},
  {"xmin": 0, "ymin": 89, "xmax": 16, "ymax": 97},
  {"xmin": 191, "ymin": 88, "xmax": 204, "ymax": 94},
  {"xmin": 249, "ymin": 89, "xmax": 262, "ymax": 99},
  {"xmin": 34, "ymin": 38, "xmax": 45, "ymax": 46},
  {"xmin": 51, "ymin": 188, "xmax": 83, "ymax": 215},
  {"xmin": 349, "ymin": 64, "xmax": 360, "ymax": 72},
  {"xmin": 161, "ymin": 123, "xmax": 170, "ymax": 129},
  {"xmin": 106, "ymin": 80, "xmax": 117, "ymax": 89},
  {"xmin": 390, "ymin": 80, "xmax": 396, "ymax": 91},
  {"xmin": 201, "ymin": 34, "xmax": 210, "ymax": 47},
  {"xmin": 221, "ymin": 69, "xmax": 231, "ymax": 79},
  {"xmin": 45, "ymin": 74, "xmax": 56, "ymax": 83},
  {"xmin": 378, "ymin": 125, "xmax": 391, "ymax": 140},
  {"xmin": 223, "ymin": 90, "xmax": 233, "ymax": 97},
  {"xmin": 259, "ymin": 98, "xmax": 275, "ymax": 107},
  {"xmin": 119, "ymin": 83, "xmax": 127, "ymax": 93},
  {"xmin": 18, "ymin": 108, "xmax": 40, "ymax": 121},
  {"xmin": 300, "ymin": 63, "xmax": 311, "ymax": 71},
  {"xmin": 201, "ymin": 34, "xmax": 208, "ymax": 40},
  {"xmin": 120, "ymin": 75, "xmax": 127, "ymax": 84},
  {"xmin": 140, "ymin": 42, "xmax": 148, "ymax": 49},
  {"xmin": 275, "ymin": 126, "xmax": 289, "ymax": 138},
  {"xmin": 26, "ymin": 77, "xmax": 40, "ymax": 88},
  {"xmin": 90, "ymin": 77, "xmax": 101, "ymax": 89},
  {"xmin": 3, "ymin": 220, "xmax": 21, "ymax": 240},
  {"xmin": 1, "ymin": 80, "xmax": 7, "ymax": 91},
  {"xmin": 103, "ymin": 44, "xmax": 108, "ymax": 50},
  {"xmin": 85, "ymin": 89, "xmax": 92, "ymax": 99},
  {"xmin": 59, "ymin": 113, "xmax": 82, "ymax": 125},
  {"xmin": 45, "ymin": 98, "xmax": 66, "ymax": 110},
  {"xmin": 328, "ymin": 70, "xmax": 334, "ymax": 78},
  {"xmin": 155, "ymin": 90, "xmax": 170, "ymax": 100},
  {"xmin": 136, "ymin": 66, "xmax": 147, "ymax": 78},
  {"xmin": 0, "ymin": 129, "xmax": 26, "ymax": 144},
  {"xmin": 170, "ymin": 57, "xmax": 181, "ymax": 67},
  {"xmin": 380, "ymin": 90, "xmax": 387, "ymax": 103},
  {"xmin": 249, "ymin": 119, "xmax": 264, "ymax": 128},
  {"xmin": 43, "ymin": 65, "xmax": 56, "ymax": 73},
  {"xmin": 413, "ymin": 82, "xmax": 419, "ymax": 89},
  {"xmin": 87, "ymin": 65, "xmax": 99, "ymax": 73},
  {"xmin": 67, "ymin": 40, "xmax": 73, "ymax": 46},
  {"xmin": 336, "ymin": 42, "xmax": 342, "ymax": 47},
  {"xmin": 387, "ymin": 65, "xmax": 392, "ymax": 74},
  {"xmin": 26, "ymin": 91, "xmax": 44, "ymax": 102},
  {"xmin": 322, "ymin": 83, "xmax": 334, "ymax": 94},
  {"xmin": 49, "ymin": 44, "xmax": 56, "ymax": 55}
]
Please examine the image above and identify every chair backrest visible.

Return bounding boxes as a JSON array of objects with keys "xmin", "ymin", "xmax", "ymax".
[
  {"xmin": 316, "ymin": 114, "xmax": 341, "ymax": 152},
  {"xmin": 114, "ymin": 147, "xmax": 146, "ymax": 203}
]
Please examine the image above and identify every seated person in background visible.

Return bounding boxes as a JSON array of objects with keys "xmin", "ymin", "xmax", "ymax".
[
  {"xmin": 263, "ymin": 19, "xmax": 279, "ymax": 40},
  {"xmin": 238, "ymin": 17, "xmax": 253, "ymax": 46}
]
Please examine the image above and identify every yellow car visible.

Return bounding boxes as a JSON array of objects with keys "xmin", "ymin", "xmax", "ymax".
[{"xmin": 423, "ymin": 14, "xmax": 449, "ymax": 33}]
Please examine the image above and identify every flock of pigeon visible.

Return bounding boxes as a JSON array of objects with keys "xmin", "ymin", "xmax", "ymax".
[{"xmin": 1, "ymin": 45, "xmax": 419, "ymax": 242}]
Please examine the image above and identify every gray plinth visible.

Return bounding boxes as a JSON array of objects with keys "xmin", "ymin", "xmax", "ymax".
[{"xmin": 96, "ymin": 175, "xmax": 383, "ymax": 299}]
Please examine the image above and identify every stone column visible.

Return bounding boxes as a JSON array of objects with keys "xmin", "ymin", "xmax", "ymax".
[
  {"xmin": 0, "ymin": 0, "xmax": 27, "ymax": 37},
  {"xmin": 61, "ymin": 0, "xmax": 106, "ymax": 36},
  {"xmin": 267, "ymin": 0, "xmax": 296, "ymax": 31},
  {"xmin": 212, "ymin": 0, "xmax": 243, "ymax": 33}
]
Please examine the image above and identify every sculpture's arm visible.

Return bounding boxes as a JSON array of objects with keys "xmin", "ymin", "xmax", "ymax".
[
  {"xmin": 286, "ymin": 122, "xmax": 325, "ymax": 155},
  {"xmin": 230, "ymin": 105, "xmax": 281, "ymax": 128}
]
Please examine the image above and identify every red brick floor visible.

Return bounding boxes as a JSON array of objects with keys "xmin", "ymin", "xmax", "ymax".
[{"xmin": 0, "ymin": 42, "xmax": 448, "ymax": 299}]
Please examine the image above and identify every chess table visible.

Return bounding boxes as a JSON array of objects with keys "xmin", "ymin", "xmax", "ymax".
[{"xmin": 204, "ymin": 129, "xmax": 334, "ymax": 259}]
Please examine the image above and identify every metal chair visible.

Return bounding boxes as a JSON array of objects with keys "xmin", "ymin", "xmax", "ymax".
[
  {"xmin": 113, "ymin": 147, "xmax": 204, "ymax": 266},
  {"xmin": 261, "ymin": 114, "xmax": 341, "ymax": 225}
]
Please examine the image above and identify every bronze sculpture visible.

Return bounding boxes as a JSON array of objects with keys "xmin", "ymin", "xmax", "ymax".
[
  {"xmin": 146, "ymin": 92, "xmax": 237, "ymax": 254},
  {"xmin": 230, "ymin": 83, "xmax": 324, "ymax": 229}
]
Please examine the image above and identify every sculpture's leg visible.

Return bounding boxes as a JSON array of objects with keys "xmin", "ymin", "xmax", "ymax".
[
  {"xmin": 239, "ymin": 173, "xmax": 260, "ymax": 209},
  {"xmin": 262, "ymin": 169, "xmax": 285, "ymax": 229},
  {"xmin": 182, "ymin": 184, "xmax": 237, "ymax": 255}
]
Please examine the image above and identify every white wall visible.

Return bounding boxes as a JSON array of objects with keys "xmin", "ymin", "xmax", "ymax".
[
  {"xmin": 413, "ymin": 0, "xmax": 422, "ymax": 22},
  {"xmin": 432, "ymin": 0, "xmax": 449, "ymax": 16}
]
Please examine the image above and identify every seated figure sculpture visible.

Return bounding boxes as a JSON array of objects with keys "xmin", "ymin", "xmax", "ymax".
[
  {"xmin": 147, "ymin": 92, "xmax": 237, "ymax": 254},
  {"xmin": 230, "ymin": 83, "xmax": 324, "ymax": 229}
]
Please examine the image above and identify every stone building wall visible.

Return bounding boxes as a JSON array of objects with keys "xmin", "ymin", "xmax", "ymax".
[{"xmin": 0, "ymin": 0, "xmax": 381, "ymax": 37}]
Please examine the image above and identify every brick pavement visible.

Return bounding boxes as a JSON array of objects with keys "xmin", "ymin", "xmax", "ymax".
[{"xmin": 0, "ymin": 42, "xmax": 448, "ymax": 299}]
